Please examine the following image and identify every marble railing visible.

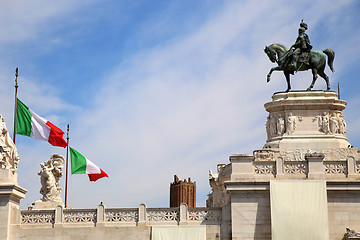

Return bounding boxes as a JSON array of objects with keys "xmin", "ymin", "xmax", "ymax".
[{"xmin": 20, "ymin": 204, "xmax": 221, "ymax": 227}]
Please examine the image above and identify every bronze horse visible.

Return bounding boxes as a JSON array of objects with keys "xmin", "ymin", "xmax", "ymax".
[{"xmin": 264, "ymin": 43, "xmax": 335, "ymax": 91}]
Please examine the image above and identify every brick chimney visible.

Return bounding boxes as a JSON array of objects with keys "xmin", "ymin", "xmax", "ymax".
[{"xmin": 170, "ymin": 175, "xmax": 196, "ymax": 207}]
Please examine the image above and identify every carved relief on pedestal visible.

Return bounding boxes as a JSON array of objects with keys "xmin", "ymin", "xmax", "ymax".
[
  {"xmin": 276, "ymin": 114, "xmax": 285, "ymax": 135},
  {"xmin": 38, "ymin": 154, "xmax": 65, "ymax": 202},
  {"xmin": 338, "ymin": 113, "xmax": 347, "ymax": 135},
  {"xmin": 253, "ymin": 150, "xmax": 276, "ymax": 176},
  {"xmin": 0, "ymin": 115, "xmax": 20, "ymax": 173},
  {"xmin": 266, "ymin": 114, "xmax": 277, "ymax": 138},
  {"xmin": 280, "ymin": 149, "xmax": 304, "ymax": 162},
  {"xmin": 254, "ymin": 150, "xmax": 274, "ymax": 161},
  {"xmin": 312, "ymin": 111, "xmax": 347, "ymax": 135},
  {"xmin": 286, "ymin": 112, "xmax": 296, "ymax": 134},
  {"xmin": 329, "ymin": 112, "xmax": 339, "ymax": 134},
  {"xmin": 266, "ymin": 113, "xmax": 287, "ymax": 138},
  {"xmin": 314, "ymin": 112, "xmax": 330, "ymax": 134}
]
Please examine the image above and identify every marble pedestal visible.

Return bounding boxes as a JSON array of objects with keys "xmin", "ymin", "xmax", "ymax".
[
  {"xmin": 264, "ymin": 91, "xmax": 349, "ymax": 150},
  {"xmin": 32, "ymin": 200, "xmax": 64, "ymax": 210}
]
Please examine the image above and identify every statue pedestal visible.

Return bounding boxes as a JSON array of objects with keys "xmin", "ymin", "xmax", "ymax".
[
  {"xmin": 264, "ymin": 91, "xmax": 350, "ymax": 150},
  {"xmin": 33, "ymin": 200, "xmax": 64, "ymax": 210},
  {"xmin": 0, "ymin": 169, "xmax": 18, "ymax": 185},
  {"xmin": 0, "ymin": 169, "xmax": 26, "ymax": 240}
]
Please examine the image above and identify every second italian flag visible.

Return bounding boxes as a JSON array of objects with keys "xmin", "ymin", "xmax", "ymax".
[{"xmin": 70, "ymin": 147, "xmax": 108, "ymax": 182}]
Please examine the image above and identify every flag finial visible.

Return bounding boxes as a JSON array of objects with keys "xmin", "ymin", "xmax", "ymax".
[{"xmin": 15, "ymin": 68, "xmax": 18, "ymax": 88}]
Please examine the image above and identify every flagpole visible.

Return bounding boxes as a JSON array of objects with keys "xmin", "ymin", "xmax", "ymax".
[
  {"xmin": 13, "ymin": 68, "xmax": 19, "ymax": 144},
  {"xmin": 65, "ymin": 124, "xmax": 69, "ymax": 208}
]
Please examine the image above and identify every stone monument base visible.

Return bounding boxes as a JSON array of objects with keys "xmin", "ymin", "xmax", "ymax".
[
  {"xmin": 0, "ymin": 169, "xmax": 18, "ymax": 184},
  {"xmin": 32, "ymin": 200, "xmax": 64, "ymax": 210}
]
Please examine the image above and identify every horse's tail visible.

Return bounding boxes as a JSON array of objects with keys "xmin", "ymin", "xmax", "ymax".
[{"xmin": 323, "ymin": 48, "xmax": 335, "ymax": 72}]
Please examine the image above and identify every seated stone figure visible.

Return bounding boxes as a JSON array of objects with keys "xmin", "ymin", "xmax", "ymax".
[{"xmin": 38, "ymin": 154, "xmax": 65, "ymax": 202}]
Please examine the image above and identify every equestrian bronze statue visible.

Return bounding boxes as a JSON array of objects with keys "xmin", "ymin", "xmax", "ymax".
[{"xmin": 264, "ymin": 20, "xmax": 335, "ymax": 92}]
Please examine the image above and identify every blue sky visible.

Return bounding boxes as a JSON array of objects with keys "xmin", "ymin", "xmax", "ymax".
[{"xmin": 0, "ymin": 0, "xmax": 359, "ymax": 209}]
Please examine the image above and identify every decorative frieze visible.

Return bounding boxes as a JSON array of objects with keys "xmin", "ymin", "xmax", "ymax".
[{"xmin": 254, "ymin": 150, "xmax": 274, "ymax": 161}]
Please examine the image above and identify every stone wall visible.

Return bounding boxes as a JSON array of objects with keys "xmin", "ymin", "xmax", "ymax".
[
  {"xmin": 231, "ymin": 192, "xmax": 271, "ymax": 240},
  {"xmin": 328, "ymin": 191, "xmax": 360, "ymax": 240}
]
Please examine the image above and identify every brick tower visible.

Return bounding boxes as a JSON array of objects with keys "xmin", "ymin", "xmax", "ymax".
[{"xmin": 170, "ymin": 175, "xmax": 196, "ymax": 207}]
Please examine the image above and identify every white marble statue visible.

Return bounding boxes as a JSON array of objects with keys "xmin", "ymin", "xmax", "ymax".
[
  {"xmin": 286, "ymin": 113, "xmax": 296, "ymax": 134},
  {"xmin": 318, "ymin": 112, "xmax": 330, "ymax": 134},
  {"xmin": 0, "ymin": 114, "xmax": 20, "ymax": 172},
  {"xmin": 338, "ymin": 113, "xmax": 347, "ymax": 135},
  {"xmin": 329, "ymin": 112, "xmax": 339, "ymax": 134},
  {"xmin": 276, "ymin": 114, "xmax": 285, "ymax": 135},
  {"xmin": 265, "ymin": 116, "xmax": 270, "ymax": 138},
  {"xmin": 269, "ymin": 114, "xmax": 277, "ymax": 136},
  {"xmin": 38, "ymin": 154, "xmax": 65, "ymax": 202}
]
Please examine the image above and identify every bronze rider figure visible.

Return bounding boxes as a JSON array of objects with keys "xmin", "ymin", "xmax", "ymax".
[{"xmin": 289, "ymin": 20, "xmax": 313, "ymax": 71}]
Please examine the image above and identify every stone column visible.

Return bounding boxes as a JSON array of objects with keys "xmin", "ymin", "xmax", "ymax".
[
  {"xmin": 179, "ymin": 203, "xmax": 189, "ymax": 225},
  {"xmin": 0, "ymin": 169, "xmax": 27, "ymax": 240},
  {"xmin": 306, "ymin": 153, "xmax": 325, "ymax": 179},
  {"xmin": 96, "ymin": 204, "xmax": 105, "ymax": 227},
  {"xmin": 230, "ymin": 154, "xmax": 254, "ymax": 180},
  {"xmin": 138, "ymin": 203, "xmax": 146, "ymax": 226}
]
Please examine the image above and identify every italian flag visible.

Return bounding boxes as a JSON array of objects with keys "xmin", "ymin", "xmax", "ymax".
[
  {"xmin": 70, "ymin": 147, "xmax": 108, "ymax": 182},
  {"xmin": 15, "ymin": 98, "xmax": 67, "ymax": 147}
]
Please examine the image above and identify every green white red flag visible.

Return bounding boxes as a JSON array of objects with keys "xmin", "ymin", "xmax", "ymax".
[
  {"xmin": 70, "ymin": 147, "xmax": 108, "ymax": 182},
  {"xmin": 15, "ymin": 98, "xmax": 67, "ymax": 147}
]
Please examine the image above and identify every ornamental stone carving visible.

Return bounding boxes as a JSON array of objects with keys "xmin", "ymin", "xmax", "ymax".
[
  {"xmin": 38, "ymin": 154, "xmax": 65, "ymax": 202},
  {"xmin": 254, "ymin": 150, "xmax": 274, "ymax": 161},
  {"xmin": 316, "ymin": 112, "xmax": 330, "ymax": 134},
  {"xmin": 286, "ymin": 112, "xmax": 296, "ymax": 134},
  {"xmin": 276, "ymin": 114, "xmax": 285, "ymax": 135},
  {"xmin": 284, "ymin": 162, "xmax": 307, "ymax": 174},
  {"xmin": 338, "ymin": 113, "xmax": 347, "ymax": 135},
  {"xmin": 329, "ymin": 112, "xmax": 339, "ymax": 134},
  {"xmin": 0, "ymin": 114, "xmax": 20, "ymax": 172}
]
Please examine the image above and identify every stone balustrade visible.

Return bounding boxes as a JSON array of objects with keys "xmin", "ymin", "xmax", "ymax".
[
  {"xmin": 228, "ymin": 150, "xmax": 360, "ymax": 180},
  {"xmin": 20, "ymin": 204, "xmax": 221, "ymax": 227}
]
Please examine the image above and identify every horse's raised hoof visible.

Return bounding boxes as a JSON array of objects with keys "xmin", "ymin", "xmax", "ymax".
[{"xmin": 267, "ymin": 76, "xmax": 270, "ymax": 83}]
